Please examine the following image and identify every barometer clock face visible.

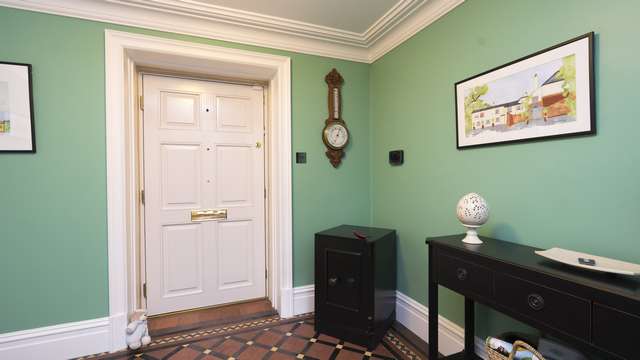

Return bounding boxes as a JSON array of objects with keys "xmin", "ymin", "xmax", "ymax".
[{"xmin": 323, "ymin": 122, "xmax": 349, "ymax": 150}]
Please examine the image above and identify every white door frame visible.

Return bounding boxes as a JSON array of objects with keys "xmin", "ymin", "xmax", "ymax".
[{"xmin": 105, "ymin": 30, "xmax": 292, "ymax": 352}]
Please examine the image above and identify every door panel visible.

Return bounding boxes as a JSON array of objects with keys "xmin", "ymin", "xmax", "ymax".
[
  {"xmin": 144, "ymin": 75, "xmax": 265, "ymax": 315},
  {"xmin": 216, "ymin": 145, "xmax": 252, "ymax": 206},
  {"xmin": 217, "ymin": 220, "xmax": 253, "ymax": 289},
  {"xmin": 161, "ymin": 91, "xmax": 201, "ymax": 129},
  {"xmin": 216, "ymin": 95, "xmax": 252, "ymax": 132},
  {"xmin": 161, "ymin": 144, "xmax": 201, "ymax": 208},
  {"xmin": 162, "ymin": 224, "xmax": 203, "ymax": 296}
]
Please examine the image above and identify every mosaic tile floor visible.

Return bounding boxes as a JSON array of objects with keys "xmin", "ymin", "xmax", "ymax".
[{"xmin": 77, "ymin": 314, "xmax": 427, "ymax": 360}]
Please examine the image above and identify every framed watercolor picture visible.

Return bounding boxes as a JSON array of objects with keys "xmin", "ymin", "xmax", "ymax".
[
  {"xmin": 455, "ymin": 32, "xmax": 594, "ymax": 149},
  {"xmin": 0, "ymin": 62, "xmax": 35, "ymax": 153}
]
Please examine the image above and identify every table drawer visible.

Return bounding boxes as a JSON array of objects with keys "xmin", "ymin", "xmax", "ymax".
[
  {"xmin": 436, "ymin": 252, "xmax": 492, "ymax": 299},
  {"xmin": 494, "ymin": 273, "xmax": 590, "ymax": 340},
  {"xmin": 593, "ymin": 303, "xmax": 640, "ymax": 359}
]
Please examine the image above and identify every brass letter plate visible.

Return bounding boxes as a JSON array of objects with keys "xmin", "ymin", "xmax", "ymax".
[{"xmin": 191, "ymin": 209, "xmax": 227, "ymax": 222}]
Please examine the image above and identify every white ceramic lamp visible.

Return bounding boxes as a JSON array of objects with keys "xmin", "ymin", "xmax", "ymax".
[{"xmin": 456, "ymin": 193, "xmax": 489, "ymax": 245}]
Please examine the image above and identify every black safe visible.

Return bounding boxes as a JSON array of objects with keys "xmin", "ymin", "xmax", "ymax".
[{"xmin": 315, "ymin": 225, "xmax": 396, "ymax": 348}]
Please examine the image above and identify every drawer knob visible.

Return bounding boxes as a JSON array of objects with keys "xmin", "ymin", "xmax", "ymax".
[
  {"xmin": 527, "ymin": 294, "xmax": 545, "ymax": 311},
  {"xmin": 328, "ymin": 277, "xmax": 338, "ymax": 287},
  {"xmin": 456, "ymin": 268, "xmax": 468, "ymax": 281}
]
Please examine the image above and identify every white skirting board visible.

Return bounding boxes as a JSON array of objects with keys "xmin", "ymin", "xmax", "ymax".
[
  {"xmin": 292, "ymin": 285, "xmax": 315, "ymax": 315},
  {"xmin": 0, "ymin": 317, "xmax": 111, "ymax": 360},
  {"xmin": 0, "ymin": 286, "xmax": 485, "ymax": 359},
  {"xmin": 293, "ymin": 285, "xmax": 486, "ymax": 358}
]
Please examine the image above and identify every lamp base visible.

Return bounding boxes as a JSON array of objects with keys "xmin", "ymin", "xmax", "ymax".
[{"xmin": 461, "ymin": 226, "xmax": 483, "ymax": 244}]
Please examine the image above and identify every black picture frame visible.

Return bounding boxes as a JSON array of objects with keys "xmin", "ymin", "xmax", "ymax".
[
  {"xmin": 0, "ymin": 61, "xmax": 36, "ymax": 153},
  {"xmin": 454, "ymin": 32, "xmax": 595, "ymax": 149}
]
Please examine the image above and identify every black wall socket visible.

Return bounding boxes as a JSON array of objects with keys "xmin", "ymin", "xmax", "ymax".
[
  {"xmin": 296, "ymin": 152, "xmax": 307, "ymax": 164},
  {"xmin": 389, "ymin": 150, "xmax": 404, "ymax": 165}
]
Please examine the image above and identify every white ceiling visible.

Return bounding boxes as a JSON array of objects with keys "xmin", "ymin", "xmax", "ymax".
[{"xmin": 197, "ymin": 0, "xmax": 400, "ymax": 33}]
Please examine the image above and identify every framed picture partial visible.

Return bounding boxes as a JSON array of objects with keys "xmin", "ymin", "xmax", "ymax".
[{"xmin": 0, "ymin": 62, "xmax": 35, "ymax": 153}]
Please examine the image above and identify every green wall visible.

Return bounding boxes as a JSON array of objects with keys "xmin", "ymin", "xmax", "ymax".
[
  {"xmin": 3, "ymin": 0, "xmax": 640, "ymax": 341},
  {"xmin": 0, "ymin": 7, "xmax": 370, "ymax": 333},
  {"xmin": 370, "ymin": 0, "xmax": 640, "ymax": 334}
]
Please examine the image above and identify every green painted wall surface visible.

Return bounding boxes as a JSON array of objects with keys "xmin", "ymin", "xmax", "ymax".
[
  {"xmin": 0, "ymin": 7, "xmax": 370, "ymax": 333},
  {"xmin": 3, "ymin": 0, "xmax": 640, "ymax": 340},
  {"xmin": 370, "ymin": 0, "xmax": 640, "ymax": 334}
]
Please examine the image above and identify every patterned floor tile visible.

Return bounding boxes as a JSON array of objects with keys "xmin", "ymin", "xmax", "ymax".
[
  {"xmin": 212, "ymin": 338, "xmax": 244, "ymax": 356},
  {"xmin": 169, "ymin": 347, "xmax": 205, "ymax": 360},
  {"xmin": 280, "ymin": 336, "xmax": 308, "ymax": 353},
  {"xmin": 305, "ymin": 342, "xmax": 336, "ymax": 359},
  {"xmin": 255, "ymin": 331, "xmax": 283, "ymax": 346},
  {"xmin": 292, "ymin": 323, "xmax": 315, "ymax": 338},
  {"xmin": 237, "ymin": 345, "xmax": 269, "ymax": 360},
  {"xmin": 269, "ymin": 353, "xmax": 297, "ymax": 360},
  {"xmin": 76, "ymin": 314, "xmax": 426, "ymax": 360},
  {"xmin": 335, "ymin": 349, "xmax": 366, "ymax": 360}
]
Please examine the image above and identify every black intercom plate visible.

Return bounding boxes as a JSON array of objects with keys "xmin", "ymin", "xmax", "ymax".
[{"xmin": 389, "ymin": 150, "xmax": 403, "ymax": 165}]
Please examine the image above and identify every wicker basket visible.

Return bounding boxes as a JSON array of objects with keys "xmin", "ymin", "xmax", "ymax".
[{"xmin": 486, "ymin": 338, "xmax": 546, "ymax": 360}]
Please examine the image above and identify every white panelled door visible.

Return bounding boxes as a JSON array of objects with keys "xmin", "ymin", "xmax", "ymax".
[{"xmin": 143, "ymin": 75, "xmax": 265, "ymax": 316}]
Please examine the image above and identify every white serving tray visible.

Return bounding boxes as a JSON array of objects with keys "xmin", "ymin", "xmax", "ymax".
[{"xmin": 535, "ymin": 248, "xmax": 640, "ymax": 276}]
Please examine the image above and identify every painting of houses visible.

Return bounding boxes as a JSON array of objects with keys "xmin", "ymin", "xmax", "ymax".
[
  {"xmin": 468, "ymin": 55, "xmax": 576, "ymax": 134},
  {"xmin": 455, "ymin": 33, "xmax": 594, "ymax": 148},
  {"xmin": 471, "ymin": 96, "xmax": 528, "ymax": 131}
]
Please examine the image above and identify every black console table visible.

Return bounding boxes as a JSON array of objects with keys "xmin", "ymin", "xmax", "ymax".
[{"xmin": 427, "ymin": 235, "xmax": 640, "ymax": 360}]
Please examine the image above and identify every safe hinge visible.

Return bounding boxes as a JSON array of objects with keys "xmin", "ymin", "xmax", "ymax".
[
  {"xmin": 142, "ymin": 283, "xmax": 147, "ymax": 298},
  {"xmin": 141, "ymin": 189, "xmax": 145, "ymax": 205},
  {"xmin": 264, "ymin": 188, "xmax": 266, "ymax": 198},
  {"xmin": 139, "ymin": 95, "xmax": 144, "ymax": 111}
]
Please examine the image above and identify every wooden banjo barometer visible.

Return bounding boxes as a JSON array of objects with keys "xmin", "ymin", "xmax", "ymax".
[{"xmin": 322, "ymin": 68, "xmax": 350, "ymax": 168}]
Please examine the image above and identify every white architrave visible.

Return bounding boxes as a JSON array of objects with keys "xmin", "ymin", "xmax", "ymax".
[{"xmin": 105, "ymin": 30, "xmax": 292, "ymax": 352}]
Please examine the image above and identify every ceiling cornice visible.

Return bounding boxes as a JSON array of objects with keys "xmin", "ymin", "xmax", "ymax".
[
  {"xmin": 368, "ymin": 0, "xmax": 464, "ymax": 62},
  {"xmin": 108, "ymin": 0, "xmax": 367, "ymax": 46},
  {"xmin": 0, "ymin": 0, "xmax": 464, "ymax": 63},
  {"xmin": 362, "ymin": 0, "xmax": 425, "ymax": 44}
]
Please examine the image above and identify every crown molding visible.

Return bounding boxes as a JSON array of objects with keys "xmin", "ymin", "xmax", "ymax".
[
  {"xmin": 368, "ymin": 0, "xmax": 465, "ymax": 62},
  {"xmin": 0, "ymin": 0, "xmax": 464, "ymax": 63},
  {"xmin": 108, "ymin": 0, "xmax": 366, "ymax": 46},
  {"xmin": 363, "ymin": 0, "xmax": 425, "ymax": 44},
  {"xmin": 0, "ymin": 0, "xmax": 370, "ymax": 61}
]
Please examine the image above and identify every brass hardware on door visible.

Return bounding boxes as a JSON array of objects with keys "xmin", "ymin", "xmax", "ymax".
[
  {"xmin": 191, "ymin": 209, "xmax": 227, "ymax": 222},
  {"xmin": 256, "ymin": 142, "xmax": 262, "ymax": 148}
]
